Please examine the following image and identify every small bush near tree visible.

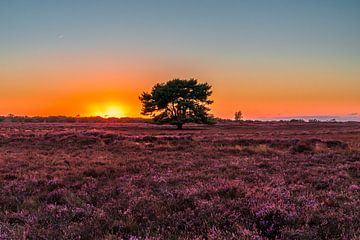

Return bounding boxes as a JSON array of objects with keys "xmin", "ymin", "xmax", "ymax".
[{"xmin": 234, "ymin": 111, "xmax": 243, "ymax": 121}]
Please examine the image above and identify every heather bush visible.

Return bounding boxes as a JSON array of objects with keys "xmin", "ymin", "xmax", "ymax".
[
  {"xmin": 291, "ymin": 141, "xmax": 314, "ymax": 153},
  {"xmin": 0, "ymin": 122, "xmax": 359, "ymax": 239}
]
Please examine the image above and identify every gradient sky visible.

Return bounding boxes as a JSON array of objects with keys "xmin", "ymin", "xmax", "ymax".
[{"xmin": 1, "ymin": 0, "xmax": 359, "ymax": 119}]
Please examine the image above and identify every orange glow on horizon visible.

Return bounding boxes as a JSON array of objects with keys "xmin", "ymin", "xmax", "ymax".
[
  {"xmin": 86, "ymin": 103, "xmax": 127, "ymax": 118},
  {"xmin": 1, "ymin": 51, "xmax": 359, "ymax": 120}
]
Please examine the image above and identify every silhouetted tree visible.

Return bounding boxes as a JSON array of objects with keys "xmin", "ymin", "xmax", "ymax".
[
  {"xmin": 234, "ymin": 111, "xmax": 243, "ymax": 121},
  {"xmin": 139, "ymin": 78, "xmax": 214, "ymax": 129}
]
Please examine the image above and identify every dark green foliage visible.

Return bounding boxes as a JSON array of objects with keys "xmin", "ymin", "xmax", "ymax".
[{"xmin": 139, "ymin": 79, "xmax": 214, "ymax": 129}]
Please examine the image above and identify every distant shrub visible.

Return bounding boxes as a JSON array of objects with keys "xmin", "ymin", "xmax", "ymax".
[
  {"xmin": 290, "ymin": 119, "xmax": 305, "ymax": 123},
  {"xmin": 216, "ymin": 186, "xmax": 241, "ymax": 199},
  {"xmin": 141, "ymin": 136, "xmax": 158, "ymax": 142},
  {"xmin": 292, "ymin": 141, "xmax": 314, "ymax": 153},
  {"xmin": 79, "ymin": 136, "xmax": 99, "ymax": 145},
  {"xmin": 83, "ymin": 168, "xmax": 115, "ymax": 178},
  {"xmin": 308, "ymin": 119, "xmax": 320, "ymax": 123},
  {"xmin": 255, "ymin": 209, "xmax": 290, "ymax": 239},
  {"xmin": 325, "ymin": 140, "xmax": 348, "ymax": 149},
  {"xmin": 317, "ymin": 216, "xmax": 348, "ymax": 239},
  {"xmin": 47, "ymin": 179, "xmax": 65, "ymax": 191},
  {"xmin": 46, "ymin": 189, "xmax": 69, "ymax": 205},
  {"xmin": 3, "ymin": 174, "xmax": 17, "ymax": 180},
  {"xmin": 83, "ymin": 169, "xmax": 102, "ymax": 178}
]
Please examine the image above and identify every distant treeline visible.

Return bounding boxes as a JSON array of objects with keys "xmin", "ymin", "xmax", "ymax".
[
  {"xmin": 0, "ymin": 115, "xmax": 150, "ymax": 123},
  {"xmin": 214, "ymin": 118, "xmax": 339, "ymax": 123},
  {"xmin": 0, "ymin": 115, "xmax": 341, "ymax": 123}
]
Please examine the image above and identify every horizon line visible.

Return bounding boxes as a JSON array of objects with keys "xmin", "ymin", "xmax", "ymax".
[{"xmin": 1, "ymin": 113, "xmax": 359, "ymax": 122}]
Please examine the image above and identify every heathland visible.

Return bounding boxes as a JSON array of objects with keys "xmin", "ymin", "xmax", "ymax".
[{"xmin": 0, "ymin": 121, "xmax": 359, "ymax": 239}]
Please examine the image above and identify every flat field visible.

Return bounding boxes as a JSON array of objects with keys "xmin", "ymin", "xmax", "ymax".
[{"xmin": 0, "ymin": 122, "xmax": 359, "ymax": 239}]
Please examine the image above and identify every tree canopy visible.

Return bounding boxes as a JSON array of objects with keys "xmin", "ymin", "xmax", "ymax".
[{"xmin": 139, "ymin": 78, "xmax": 214, "ymax": 129}]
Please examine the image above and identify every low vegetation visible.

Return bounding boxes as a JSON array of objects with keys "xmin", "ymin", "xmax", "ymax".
[{"xmin": 0, "ymin": 121, "xmax": 359, "ymax": 239}]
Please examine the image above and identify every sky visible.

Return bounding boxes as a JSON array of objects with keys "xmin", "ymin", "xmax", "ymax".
[{"xmin": 1, "ymin": 0, "xmax": 359, "ymax": 120}]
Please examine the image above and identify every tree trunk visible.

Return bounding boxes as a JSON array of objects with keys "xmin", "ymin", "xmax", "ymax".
[{"xmin": 176, "ymin": 123, "xmax": 183, "ymax": 130}]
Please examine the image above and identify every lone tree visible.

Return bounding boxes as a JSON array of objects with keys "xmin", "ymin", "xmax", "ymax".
[{"xmin": 139, "ymin": 78, "xmax": 214, "ymax": 129}]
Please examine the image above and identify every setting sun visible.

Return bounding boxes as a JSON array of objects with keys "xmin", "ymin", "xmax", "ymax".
[{"xmin": 89, "ymin": 104, "xmax": 125, "ymax": 118}]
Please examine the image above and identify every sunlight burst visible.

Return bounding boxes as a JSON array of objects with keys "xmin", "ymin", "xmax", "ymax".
[{"xmin": 91, "ymin": 104, "xmax": 125, "ymax": 118}]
